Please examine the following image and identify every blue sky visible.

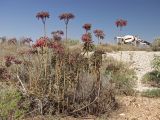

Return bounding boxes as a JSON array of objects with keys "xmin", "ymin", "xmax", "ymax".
[{"xmin": 0, "ymin": 0, "xmax": 160, "ymax": 43}]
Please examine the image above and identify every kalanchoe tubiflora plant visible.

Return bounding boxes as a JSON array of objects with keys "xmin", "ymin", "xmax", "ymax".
[
  {"xmin": 34, "ymin": 36, "xmax": 49, "ymax": 48},
  {"xmin": 51, "ymin": 30, "xmax": 64, "ymax": 41},
  {"xmin": 36, "ymin": 11, "xmax": 50, "ymax": 36},
  {"xmin": 83, "ymin": 23, "xmax": 92, "ymax": 33},
  {"xmin": 59, "ymin": 13, "xmax": 75, "ymax": 41},
  {"xmin": 115, "ymin": 19, "xmax": 127, "ymax": 31},
  {"xmin": 81, "ymin": 33, "xmax": 94, "ymax": 55},
  {"xmin": 93, "ymin": 29, "xmax": 105, "ymax": 44}
]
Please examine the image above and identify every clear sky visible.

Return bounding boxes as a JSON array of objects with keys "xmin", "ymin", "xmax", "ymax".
[{"xmin": 0, "ymin": 0, "xmax": 160, "ymax": 43}]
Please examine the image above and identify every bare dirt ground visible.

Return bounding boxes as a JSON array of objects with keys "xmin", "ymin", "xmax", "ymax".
[{"xmin": 108, "ymin": 96, "xmax": 160, "ymax": 120}]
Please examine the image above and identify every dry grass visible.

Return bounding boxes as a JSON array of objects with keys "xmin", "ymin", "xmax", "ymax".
[
  {"xmin": 0, "ymin": 42, "xmax": 117, "ymax": 119},
  {"xmin": 96, "ymin": 44, "xmax": 151, "ymax": 52}
]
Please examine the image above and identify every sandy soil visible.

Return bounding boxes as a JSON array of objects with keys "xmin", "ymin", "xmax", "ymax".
[{"xmin": 108, "ymin": 96, "xmax": 160, "ymax": 120}]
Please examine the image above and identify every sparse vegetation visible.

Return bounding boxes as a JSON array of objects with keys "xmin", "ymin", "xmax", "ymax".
[
  {"xmin": 0, "ymin": 83, "xmax": 26, "ymax": 119},
  {"xmin": 96, "ymin": 44, "xmax": 151, "ymax": 52},
  {"xmin": 142, "ymin": 55, "xmax": 160, "ymax": 87},
  {"xmin": 142, "ymin": 70, "xmax": 160, "ymax": 87},
  {"xmin": 104, "ymin": 57, "xmax": 136, "ymax": 95},
  {"xmin": 151, "ymin": 38, "xmax": 160, "ymax": 51},
  {"xmin": 141, "ymin": 89, "xmax": 160, "ymax": 98}
]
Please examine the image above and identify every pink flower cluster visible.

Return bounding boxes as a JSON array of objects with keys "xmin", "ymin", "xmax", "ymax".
[
  {"xmin": 34, "ymin": 37, "xmax": 49, "ymax": 47},
  {"xmin": 81, "ymin": 33, "xmax": 92, "ymax": 43},
  {"xmin": 115, "ymin": 19, "xmax": 127, "ymax": 28}
]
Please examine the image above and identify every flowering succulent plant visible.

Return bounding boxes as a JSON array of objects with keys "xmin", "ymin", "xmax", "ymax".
[
  {"xmin": 115, "ymin": 19, "xmax": 127, "ymax": 31},
  {"xmin": 82, "ymin": 23, "xmax": 92, "ymax": 33},
  {"xmin": 36, "ymin": 11, "xmax": 50, "ymax": 36},
  {"xmin": 34, "ymin": 36, "xmax": 49, "ymax": 48},
  {"xmin": 59, "ymin": 13, "xmax": 75, "ymax": 41},
  {"xmin": 93, "ymin": 29, "xmax": 105, "ymax": 44},
  {"xmin": 81, "ymin": 33, "xmax": 92, "ymax": 43},
  {"xmin": 81, "ymin": 33, "xmax": 94, "ymax": 54}
]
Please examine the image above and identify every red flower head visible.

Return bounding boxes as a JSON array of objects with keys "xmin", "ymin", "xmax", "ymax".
[
  {"xmin": 115, "ymin": 19, "xmax": 127, "ymax": 30},
  {"xmin": 81, "ymin": 33, "xmax": 92, "ymax": 43},
  {"xmin": 59, "ymin": 13, "xmax": 75, "ymax": 24},
  {"xmin": 93, "ymin": 29, "xmax": 105, "ymax": 39},
  {"xmin": 83, "ymin": 23, "xmax": 92, "ymax": 32},
  {"xmin": 34, "ymin": 37, "xmax": 49, "ymax": 47},
  {"xmin": 36, "ymin": 11, "xmax": 50, "ymax": 22}
]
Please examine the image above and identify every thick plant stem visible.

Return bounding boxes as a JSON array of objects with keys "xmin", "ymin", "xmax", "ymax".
[{"xmin": 43, "ymin": 22, "xmax": 46, "ymax": 37}]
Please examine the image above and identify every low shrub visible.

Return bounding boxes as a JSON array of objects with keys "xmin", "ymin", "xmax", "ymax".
[
  {"xmin": 0, "ymin": 83, "xmax": 26, "ymax": 119},
  {"xmin": 104, "ymin": 58, "xmax": 137, "ymax": 95},
  {"xmin": 141, "ymin": 89, "xmax": 160, "ymax": 98},
  {"xmin": 142, "ymin": 70, "xmax": 160, "ymax": 87},
  {"xmin": 142, "ymin": 55, "xmax": 160, "ymax": 87},
  {"xmin": 1, "ymin": 40, "xmax": 117, "ymax": 117}
]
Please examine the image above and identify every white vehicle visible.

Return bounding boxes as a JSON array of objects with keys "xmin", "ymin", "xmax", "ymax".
[{"xmin": 115, "ymin": 35, "xmax": 150, "ymax": 46}]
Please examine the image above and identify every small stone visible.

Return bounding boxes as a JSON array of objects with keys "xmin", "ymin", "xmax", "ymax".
[{"xmin": 119, "ymin": 113, "xmax": 125, "ymax": 116}]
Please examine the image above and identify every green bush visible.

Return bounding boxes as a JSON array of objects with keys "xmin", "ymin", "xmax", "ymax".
[
  {"xmin": 142, "ymin": 70, "xmax": 160, "ymax": 87},
  {"xmin": 142, "ymin": 55, "xmax": 160, "ymax": 87},
  {"xmin": 0, "ymin": 83, "xmax": 25, "ymax": 119},
  {"xmin": 141, "ymin": 89, "xmax": 160, "ymax": 98},
  {"xmin": 104, "ymin": 58, "xmax": 137, "ymax": 95},
  {"xmin": 151, "ymin": 38, "xmax": 160, "ymax": 51}
]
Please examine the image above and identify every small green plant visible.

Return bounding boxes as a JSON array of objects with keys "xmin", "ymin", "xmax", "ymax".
[
  {"xmin": 142, "ymin": 70, "xmax": 160, "ymax": 87},
  {"xmin": 0, "ymin": 83, "xmax": 25, "ymax": 119},
  {"xmin": 141, "ymin": 89, "xmax": 160, "ymax": 98},
  {"xmin": 142, "ymin": 55, "xmax": 160, "ymax": 87}
]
